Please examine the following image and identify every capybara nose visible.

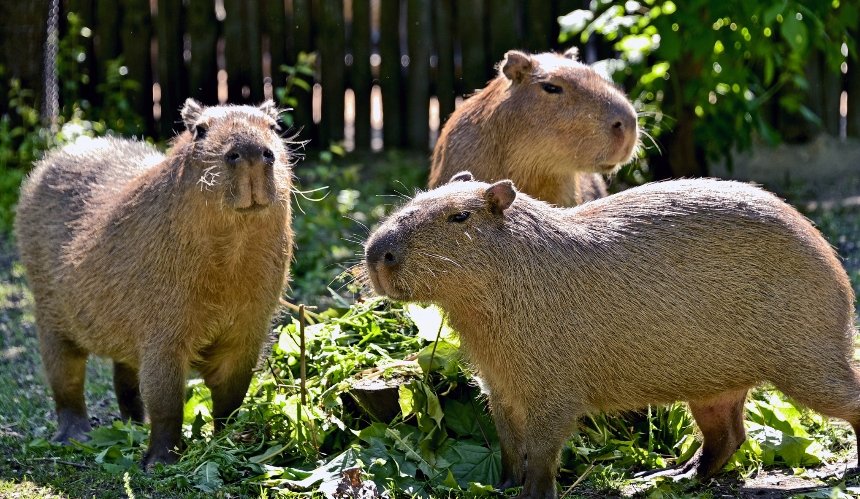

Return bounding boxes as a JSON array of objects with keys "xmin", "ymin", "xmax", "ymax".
[
  {"xmin": 608, "ymin": 104, "xmax": 637, "ymax": 140},
  {"xmin": 225, "ymin": 143, "xmax": 272, "ymax": 166},
  {"xmin": 366, "ymin": 231, "xmax": 402, "ymax": 267}
]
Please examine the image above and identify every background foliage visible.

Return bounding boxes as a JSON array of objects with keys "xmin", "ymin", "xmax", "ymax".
[{"xmin": 562, "ymin": 0, "xmax": 856, "ymax": 179}]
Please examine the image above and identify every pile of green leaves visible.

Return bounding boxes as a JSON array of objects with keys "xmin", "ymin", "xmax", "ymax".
[{"xmin": 60, "ymin": 298, "xmax": 852, "ymax": 497}]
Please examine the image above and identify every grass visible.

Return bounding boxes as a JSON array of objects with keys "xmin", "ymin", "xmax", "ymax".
[{"xmin": 0, "ymin": 151, "xmax": 859, "ymax": 498}]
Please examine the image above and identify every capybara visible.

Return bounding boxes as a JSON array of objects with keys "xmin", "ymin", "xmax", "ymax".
[
  {"xmin": 364, "ymin": 173, "xmax": 858, "ymax": 498},
  {"xmin": 429, "ymin": 49, "xmax": 639, "ymax": 206},
  {"xmin": 15, "ymin": 99, "xmax": 294, "ymax": 467}
]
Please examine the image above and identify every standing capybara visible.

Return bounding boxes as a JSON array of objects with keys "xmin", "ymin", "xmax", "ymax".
[
  {"xmin": 15, "ymin": 99, "xmax": 294, "ymax": 467},
  {"xmin": 364, "ymin": 173, "xmax": 859, "ymax": 498},
  {"xmin": 429, "ymin": 49, "xmax": 639, "ymax": 206}
]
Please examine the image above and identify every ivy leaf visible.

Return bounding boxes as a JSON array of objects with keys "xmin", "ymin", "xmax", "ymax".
[
  {"xmin": 440, "ymin": 442, "xmax": 501, "ymax": 488},
  {"xmin": 780, "ymin": 11, "xmax": 808, "ymax": 53}
]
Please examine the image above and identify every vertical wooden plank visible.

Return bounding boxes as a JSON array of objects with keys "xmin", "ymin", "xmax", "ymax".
[
  {"xmin": 406, "ymin": 0, "xmax": 431, "ymax": 149},
  {"xmin": 487, "ymin": 0, "xmax": 519, "ymax": 63},
  {"xmin": 351, "ymin": 0, "xmax": 372, "ymax": 150},
  {"xmin": 187, "ymin": 0, "xmax": 219, "ymax": 104},
  {"xmin": 287, "ymin": 0, "xmax": 316, "ymax": 145},
  {"xmin": 119, "ymin": 0, "xmax": 154, "ymax": 136},
  {"xmin": 456, "ymin": 0, "xmax": 488, "ymax": 95},
  {"xmin": 318, "ymin": 0, "xmax": 345, "ymax": 145},
  {"xmin": 0, "ymin": 0, "xmax": 50, "ymax": 117},
  {"xmin": 379, "ymin": 0, "xmax": 404, "ymax": 147},
  {"xmin": 434, "ymin": 0, "xmax": 455, "ymax": 123},
  {"xmin": 524, "ymin": 0, "xmax": 552, "ymax": 52},
  {"xmin": 262, "ymin": 0, "xmax": 287, "ymax": 90},
  {"xmin": 246, "ymin": 0, "xmax": 264, "ymax": 102},
  {"xmin": 156, "ymin": 0, "xmax": 186, "ymax": 138},
  {"xmin": 224, "ymin": 0, "xmax": 259, "ymax": 103},
  {"xmin": 847, "ymin": 28, "xmax": 860, "ymax": 138}
]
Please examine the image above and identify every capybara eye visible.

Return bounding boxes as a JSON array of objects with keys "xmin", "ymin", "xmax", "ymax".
[
  {"xmin": 541, "ymin": 83, "xmax": 563, "ymax": 94},
  {"xmin": 448, "ymin": 211, "xmax": 471, "ymax": 223},
  {"xmin": 194, "ymin": 124, "xmax": 207, "ymax": 140}
]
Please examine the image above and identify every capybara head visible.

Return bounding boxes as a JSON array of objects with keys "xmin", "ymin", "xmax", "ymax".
[
  {"xmin": 179, "ymin": 98, "xmax": 291, "ymax": 212},
  {"xmin": 365, "ymin": 171, "xmax": 516, "ymax": 303},
  {"xmin": 498, "ymin": 48, "xmax": 639, "ymax": 174}
]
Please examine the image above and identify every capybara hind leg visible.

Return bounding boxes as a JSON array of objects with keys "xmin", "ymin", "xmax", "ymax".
[
  {"xmin": 40, "ymin": 332, "xmax": 91, "ymax": 443},
  {"xmin": 113, "ymin": 362, "xmax": 144, "ymax": 423},
  {"xmin": 773, "ymin": 362, "xmax": 860, "ymax": 466},
  {"xmin": 488, "ymin": 396, "xmax": 524, "ymax": 490},
  {"xmin": 140, "ymin": 353, "xmax": 186, "ymax": 469},
  {"xmin": 639, "ymin": 389, "xmax": 747, "ymax": 480},
  {"xmin": 202, "ymin": 350, "xmax": 258, "ymax": 431}
]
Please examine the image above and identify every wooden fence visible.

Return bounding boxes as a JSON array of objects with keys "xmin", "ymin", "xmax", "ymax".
[{"xmin": 53, "ymin": 0, "xmax": 860, "ymax": 150}]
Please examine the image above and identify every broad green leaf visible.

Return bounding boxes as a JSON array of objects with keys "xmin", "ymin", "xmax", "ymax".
[
  {"xmin": 440, "ymin": 442, "xmax": 501, "ymax": 488},
  {"xmin": 249, "ymin": 444, "xmax": 287, "ymax": 464},
  {"xmin": 194, "ymin": 461, "xmax": 224, "ymax": 492}
]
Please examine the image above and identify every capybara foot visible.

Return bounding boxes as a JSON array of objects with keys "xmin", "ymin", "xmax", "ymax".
[
  {"xmin": 142, "ymin": 447, "xmax": 180, "ymax": 471},
  {"xmin": 52, "ymin": 415, "xmax": 92, "ymax": 444}
]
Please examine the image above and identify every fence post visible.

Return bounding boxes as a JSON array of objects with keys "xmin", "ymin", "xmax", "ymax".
[
  {"xmin": 406, "ymin": 0, "xmax": 431, "ymax": 149},
  {"xmin": 351, "ymin": 0, "xmax": 372, "ymax": 150},
  {"xmin": 380, "ymin": 0, "xmax": 404, "ymax": 148},
  {"xmin": 847, "ymin": 27, "xmax": 860, "ymax": 139},
  {"xmin": 318, "ymin": 0, "xmax": 346, "ymax": 147},
  {"xmin": 456, "ymin": 0, "xmax": 488, "ymax": 95},
  {"xmin": 434, "ymin": 0, "xmax": 455, "ymax": 125},
  {"xmin": 187, "ymin": 0, "xmax": 219, "ymax": 105},
  {"xmin": 488, "ymin": 0, "xmax": 519, "ymax": 63},
  {"xmin": 119, "ymin": 0, "xmax": 154, "ymax": 136},
  {"xmin": 287, "ymin": 0, "xmax": 316, "ymax": 146},
  {"xmin": 156, "ymin": 0, "xmax": 186, "ymax": 139}
]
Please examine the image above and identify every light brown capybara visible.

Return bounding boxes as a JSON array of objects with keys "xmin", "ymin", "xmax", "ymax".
[
  {"xmin": 364, "ymin": 172, "xmax": 858, "ymax": 498},
  {"xmin": 429, "ymin": 49, "xmax": 639, "ymax": 206},
  {"xmin": 15, "ymin": 99, "xmax": 294, "ymax": 468}
]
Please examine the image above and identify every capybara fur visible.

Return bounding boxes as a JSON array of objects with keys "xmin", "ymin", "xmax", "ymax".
[
  {"xmin": 429, "ymin": 49, "xmax": 639, "ymax": 206},
  {"xmin": 15, "ymin": 99, "xmax": 294, "ymax": 468},
  {"xmin": 364, "ymin": 173, "xmax": 858, "ymax": 498}
]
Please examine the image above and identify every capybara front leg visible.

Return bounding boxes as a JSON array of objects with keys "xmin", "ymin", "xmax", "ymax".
[
  {"xmin": 203, "ymin": 350, "xmax": 258, "ymax": 432},
  {"xmin": 140, "ymin": 353, "xmax": 187, "ymax": 469},
  {"xmin": 40, "ymin": 332, "xmax": 91, "ymax": 443},
  {"xmin": 489, "ymin": 396, "xmax": 524, "ymax": 490},
  {"xmin": 113, "ymin": 361, "xmax": 145, "ymax": 423}
]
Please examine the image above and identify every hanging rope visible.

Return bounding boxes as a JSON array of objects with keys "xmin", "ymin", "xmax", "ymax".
[{"xmin": 42, "ymin": 0, "xmax": 60, "ymax": 131}]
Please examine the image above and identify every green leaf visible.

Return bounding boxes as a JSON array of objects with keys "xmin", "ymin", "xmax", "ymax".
[
  {"xmin": 249, "ymin": 444, "xmax": 287, "ymax": 464},
  {"xmin": 444, "ymin": 399, "xmax": 487, "ymax": 437},
  {"xmin": 194, "ymin": 461, "xmax": 224, "ymax": 492},
  {"xmin": 440, "ymin": 442, "xmax": 501, "ymax": 487},
  {"xmin": 780, "ymin": 11, "xmax": 808, "ymax": 53},
  {"xmin": 417, "ymin": 340, "xmax": 460, "ymax": 377}
]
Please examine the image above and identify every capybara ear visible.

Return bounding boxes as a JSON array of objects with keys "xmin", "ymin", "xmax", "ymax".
[
  {"xmin": 449, "ymin": 171, "xmax": 474, "ymax": 183},
  {"xmin": 563, "ymin": 47, "xmax": 580, "ymax": 61},
  {"xmin": 181, "ymin": 99, "xmax": 204, "ymax": 131},
  {"xmin": 484, "ymin": 180, "xmax": 516, "ymax": 215},
  {"xmin": 258, "ymin": 100, "xmax": 281, "ymax": 121},
  {"xmin": 502, "ymin": 51, "xmax": 533, "ymax": 83}
]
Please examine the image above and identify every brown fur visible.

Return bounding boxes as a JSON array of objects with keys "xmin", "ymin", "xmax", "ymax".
[
  {"xmin": 429, "ymin": 49, "xmax": 639, "ymax": 206},
  {"xmin": 15, "ymin": 99, "xmax": 294, "ymax": 468},
  {"xmin": 364, "ymin": 173, "xmax": 858, "ymax": 498}
]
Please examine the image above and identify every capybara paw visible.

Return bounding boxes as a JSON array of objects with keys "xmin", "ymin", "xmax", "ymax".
[
  {"xmin": 52, "ymin": 422, "xmax": 92, "ymax": 444},
  {"xmin": 142, "ymin": 448, "xmax": 179, "ymax": 471}
]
